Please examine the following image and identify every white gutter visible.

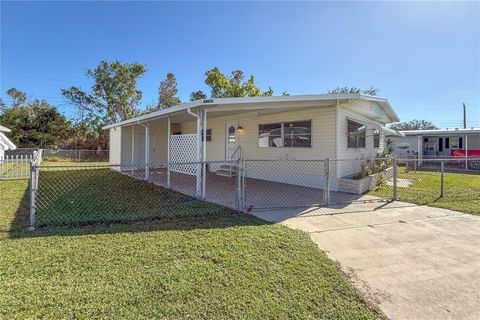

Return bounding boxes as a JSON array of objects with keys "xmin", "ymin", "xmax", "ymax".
[
  {"xmin": 187, "ymin": 107, "xmax": 199, "ymax": 119},
  {"xmin": 102, "ymin": 94, "xmax": 399, "ymax": 130},
  {"xmin": 381, "ymin": 126, "xmax": 405, "ymax": 137}
]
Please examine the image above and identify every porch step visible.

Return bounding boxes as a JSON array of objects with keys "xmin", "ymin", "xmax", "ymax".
[{"xmin": 216, "ymin": 164, "xmax": 238, "ymax": 177}]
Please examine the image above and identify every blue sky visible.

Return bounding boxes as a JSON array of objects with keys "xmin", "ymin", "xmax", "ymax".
[{"xmin": 1, "ymin": 1, "xmax": 479, "ymax": 128}]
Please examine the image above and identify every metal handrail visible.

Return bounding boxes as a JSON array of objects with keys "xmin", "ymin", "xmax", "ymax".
[{"xmin": 231, "ymin": 145, "xmax": 241, "ymax": 160}]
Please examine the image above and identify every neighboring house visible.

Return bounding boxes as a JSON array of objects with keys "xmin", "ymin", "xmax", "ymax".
[
  {"xmin": 104, "ymin": 94, "xmax": 400, "ymax": 191},
  {"xmin": 391, "ymin": 128, "xmax": 480, "ymax": 159},
  {"xmin": 0, "ymin": 124, "xmax": 17, "ymax": 159}
]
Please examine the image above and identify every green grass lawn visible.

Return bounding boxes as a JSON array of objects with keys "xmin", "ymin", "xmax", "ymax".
[
  {"xmin": 0, "ymin": 176, "xmax": 381, "ymax": 319},
  {"xmin": 369, "ymin": 167, "xmax": 480, "ymax": 214}
]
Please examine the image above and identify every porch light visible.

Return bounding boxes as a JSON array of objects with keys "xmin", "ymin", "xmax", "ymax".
[{"xmin": 237, "ymin": 125, "xmax": 244, "ymax": 132}]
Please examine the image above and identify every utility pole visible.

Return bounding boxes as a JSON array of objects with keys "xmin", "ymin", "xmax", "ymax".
[{"xmin": 463, "ymin": 103, "xmax": 467, "ymax": 129}]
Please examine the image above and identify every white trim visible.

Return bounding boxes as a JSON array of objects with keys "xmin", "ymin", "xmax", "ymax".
[
  {"xmin": 103, "ymin": 93, "xmax": 399, "ymax": 130},
  {"xmin": 0, "ymin": 125, "xmax": 12, "ymax": 133},
  {"xmin": 0, "ymin": 132, "xmax": 16, "ymax": 150},
  {"xmin": 400, "ymin": 128, "xmax": 480, "ymax": 136}
]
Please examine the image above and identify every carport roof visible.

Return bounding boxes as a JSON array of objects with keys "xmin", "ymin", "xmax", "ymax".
[
  {"xmin": 102, "ymin": 93, "xmax": 399, "ymax": 129},
  {"xmin": 401, "ymin": 128, "xmax": 480, "ymax": 136}
]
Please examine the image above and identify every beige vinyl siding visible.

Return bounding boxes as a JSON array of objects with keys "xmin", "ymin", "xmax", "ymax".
[
  {"xmin": 120, "ymin": 119, "xmax": 169, "ymax": 165},
  {"xmin": 336, "ymin": 105, "xmax": 387, "ymax": 178},
  {"xmin": 109, "ymin": 127, "xmax": 122, "ymax": 166},
  {"xmin": 179, "ymin": 105, "xmax": 336, "ymax": 161}
]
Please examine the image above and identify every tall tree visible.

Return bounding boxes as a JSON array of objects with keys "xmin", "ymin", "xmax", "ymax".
[
  {"xmin": 61, "ymin": 60, "xmax": 147, "ymax": 124},
  {"xmin": 0, "ymin": 99, "xmax": 71, "ymax": 148},
  {"xmin": 197, "ymin": 67, "xmax": 273, "ymax": 98},
  {"xmin": 6, "ymin": 88, "xmax": 27, "ymax": 107},
  {"xmin": 328, "ymin": 86, "xmax": 378, "ymax": 96},
  {"xmin": 189, "ymin": 90, "xmax": 207, "ymax": 101},
  {"xmin": 157, "ymin": 72, "xmax": 181, "ymax": 109},
  {"xmin": 389, "ymin": 119, "xmax": 438, "ymax": 131}
]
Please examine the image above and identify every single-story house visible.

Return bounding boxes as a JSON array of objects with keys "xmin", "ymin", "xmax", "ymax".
[
  {"xmin": 0, "ymin": 124, "xmax": 16, "ymax": 159},
  {"xmin": 104, "ymin": 94, "xmax": 400, "ymax": 198},
  {"xmin": 391, "ymin": 128, "xmax": 480, "ymax": 159}
]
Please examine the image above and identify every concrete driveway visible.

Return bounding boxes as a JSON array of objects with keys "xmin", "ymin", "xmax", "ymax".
[{"xmin": 252, "ymin": 201, "xmax": 480, "ymax": 320}]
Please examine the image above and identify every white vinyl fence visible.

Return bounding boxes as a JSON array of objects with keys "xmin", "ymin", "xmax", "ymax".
[{"xmin": 0, "ymin": 150, "xmax": 42, "ymax": 180}]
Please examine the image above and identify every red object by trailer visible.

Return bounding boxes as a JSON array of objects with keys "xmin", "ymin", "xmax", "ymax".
[{"xmin": 451, "ymin": 149, "xmax": 480, "ymax": 157}]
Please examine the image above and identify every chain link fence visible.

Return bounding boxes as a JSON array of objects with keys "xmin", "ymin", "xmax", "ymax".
[
  {"xmin": 11, "ymin": 156, "xmax": 479, "ymax": 229},
  {"xmin": 42, "ymin": 149, "xmax": 109, "ymax": 162}
]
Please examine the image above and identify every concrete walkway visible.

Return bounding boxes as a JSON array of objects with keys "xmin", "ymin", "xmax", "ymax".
[{"xmin": 252, "ymin": 201, "xmax": 480, "ymax": 320}]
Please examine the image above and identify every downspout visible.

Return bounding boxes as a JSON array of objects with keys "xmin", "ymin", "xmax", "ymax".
[{"xmin": 187, "ymin": 107, "xmax": 202, "ymax": 198}]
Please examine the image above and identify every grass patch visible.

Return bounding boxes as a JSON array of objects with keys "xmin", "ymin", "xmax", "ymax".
[
  {"xmin": 369, "ymin": 167, "xmax": 480, "ymax": 214},
  {"xmin": 0, "ymin": 178, "xmax": 381, "ymax": 319},
  {"xmin": 35, "ymin": 167, "xmax": 228, "ymax": 227}
]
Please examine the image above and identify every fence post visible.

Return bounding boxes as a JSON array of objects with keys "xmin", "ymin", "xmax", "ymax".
[
  {"xmin": 324, "ymin": 158, "xmax": 330, "ymax": 206},
  {"xmin": 237, "ymin": 161, "xmax": 244, "ymax": 212},
  {"xmin": 393, "ymin": 157, "xmax": 398, "ymax": 201},
  {"xmin": 28, "ymin": 161, "xmax": 36, "ymax": 231},
  {"xmin": 440, "ymin": 160, "xmax": 444, "ymax": 197}
]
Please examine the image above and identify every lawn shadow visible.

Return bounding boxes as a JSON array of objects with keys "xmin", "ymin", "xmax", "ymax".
[
  {"xmin": 0, "ymin": 178, "xmax": 30, "ymax": 238},
  {"xmin": 6, "ymin": 168, "xmax": 272, "ymax": 239}
]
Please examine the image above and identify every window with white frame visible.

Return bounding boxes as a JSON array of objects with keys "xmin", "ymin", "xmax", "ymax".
[
  {"xmin": 373, "ymin": 129, "xmax": 380, "ymax": 148},
  {"xmin": 258, "ymin": 120, "xmax": 311, "ymax": 148},
  {"xmin": 347, "ymin": 120, "xmax": 366, "ymax": 148}
]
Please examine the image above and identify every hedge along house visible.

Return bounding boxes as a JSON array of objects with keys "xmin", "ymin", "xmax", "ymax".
[{"xmin": 104, "ymin": 94, "xmax": 400, "ymax": 207}]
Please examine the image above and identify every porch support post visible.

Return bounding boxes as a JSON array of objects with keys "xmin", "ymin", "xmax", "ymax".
[
  {"xmin": 145, "ymin": 122, "xmax": 149, "ymax": 180},
  {"xmin": 202, "ymin": 109, "xmax": 207, "ymax": 199},
  {"xmin": 417, "ymin": 135, "xmax": 423, "ymax": 166},
  {"xmin": 167, "ymin": 116, "xmax": 171, "ymax": 188},
  {"xmin": 196, "ymin": 110, "xmax": 202, "ymax": 198},
  {"xmin": 131, "ymin": 125, "xmax": 134, "ymax": 175},
  {"xmin": 465, "ymin": 134, "xmax": 468, "ymax": 171}
]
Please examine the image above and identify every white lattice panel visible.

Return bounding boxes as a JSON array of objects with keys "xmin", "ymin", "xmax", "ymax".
[{"xmin": 169, "ymin": 134, "xmax": 198, "ymax": 175}]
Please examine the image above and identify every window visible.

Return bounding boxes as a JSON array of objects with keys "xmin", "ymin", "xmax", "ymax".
[
  {"xmin": 373, "ymin": 130, "xmax": 380, "ymax": 148},
  {"xmin": 424, "ymin": 137, "xmax": 428, "ymax": 142},
  {"xmin": 445, "ymin": 137, "xmax": 450, "ymax": 149},
  {"xmin": 201, "ymin": 129, "xmax": 212, "ymax": 142},
  {"xmin": 459, "ymin": 137, "xmax": 463, "ymax": 149},
  {"xmin": 396, "ymin": 143, "xmax": 410, "ymax": 150},
  {"xmin": 439, "ymin": 138, "xmax": 443, "ymax": 152},
  {"xmin": 258, "ymin": 121, "xmax": 311, "ymax": 148},
  {"xmin": 347, "ymin": 120, "xmax": 366, "ymax": 148}
]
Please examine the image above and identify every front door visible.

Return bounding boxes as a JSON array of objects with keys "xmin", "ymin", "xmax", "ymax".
[{"xmin": 225, "ymin": 121, "xmax": 239, "ymax": 160}]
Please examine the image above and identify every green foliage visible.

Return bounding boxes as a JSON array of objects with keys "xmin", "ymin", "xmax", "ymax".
[
  {"xmin": 6, "ymin": 88, "xmax": 27, "ymax": 107},
  {"xmin": 61, "ymin": 60, "xmax": 147, "ymax": 124},
  {"xmin": 262, "ymin": 86, "xmax": 274, "ymax": 96},
  {"xmin": 388, "ymin": 119, "xmax": 438, "ymax": 131},
  {"xmin": 200, "ymin": 67, "xmax": 274, "ymax": 98},
  {"xmin": 354, "ymin": 155, "xmax": 392, "ymax": 180},
  {"xmin": 0, "ymin": 99, "xmax": 71, "ymax": 148},
  {"xmin": 369, "ymin": 168, "xmax": 480, "ymax": 214},
  {"xmin": 157, "ymin": 72, "xmax": 181, "ymax": 109},
  {"xmin": 189, "ymin": 90, "xmax": 207, "ymax": 101},
  {"xmin": 1, "ymin": 175, "xmax": 381, "ymax": 319},
  {"xmin": 383, "ymin": 137, "xmax": 394, "ymax": 155},
  {"xmin": 328, "ymin": 86, "xmax": 378, "ymax": 96}
]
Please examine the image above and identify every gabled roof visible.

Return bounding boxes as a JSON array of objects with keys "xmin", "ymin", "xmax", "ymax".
[
  {"xmin": 0, "ymin": 131, "xmax": 16, "ymax": 150},
  {"xmin": 0, "ymin": 124, "xmax": 12, "ymax": 133},
  {"xmin": 103, "ymin": 93, "xmax": 399, "ymax": 129}
]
